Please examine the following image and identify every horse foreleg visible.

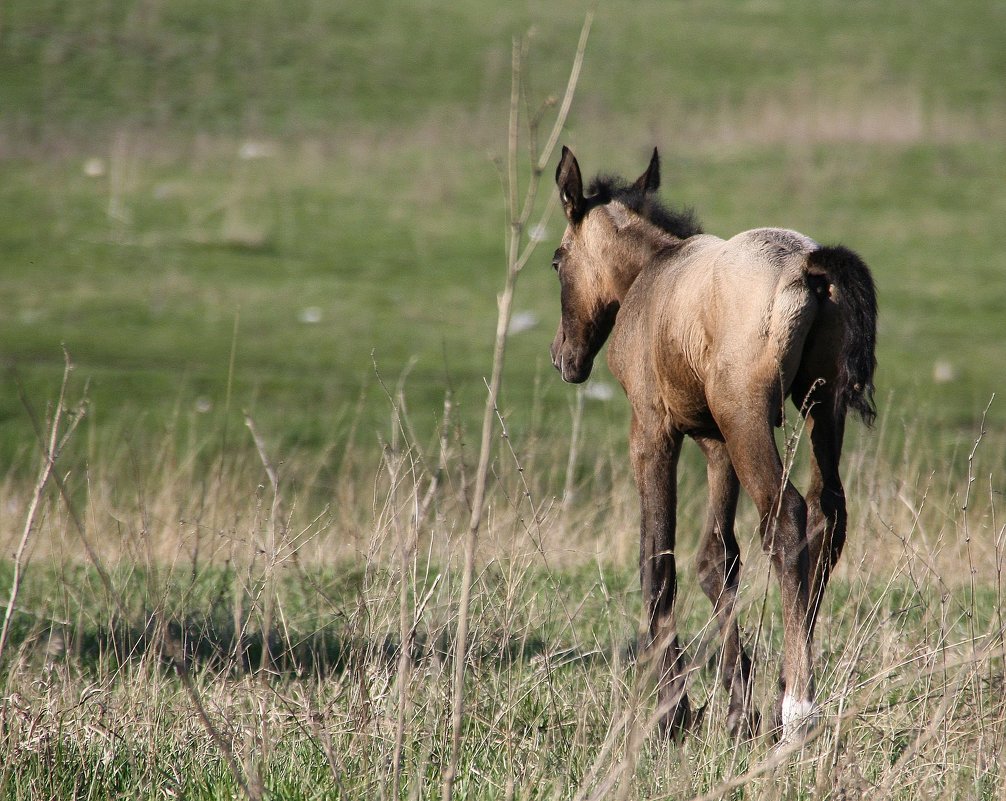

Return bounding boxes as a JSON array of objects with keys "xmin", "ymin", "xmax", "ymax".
[
  {"xmin": 631, "ymin": 419, "xmax": 690, "ymax": 737},
  {"xmin": 695, "ymin": 437, "xmax": 757, "ymax": 737}
]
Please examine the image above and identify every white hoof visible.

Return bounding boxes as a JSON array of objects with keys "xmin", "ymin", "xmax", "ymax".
[{"xmin": 781, "ymin": 695, "xmax": 819, "ymax": 742}]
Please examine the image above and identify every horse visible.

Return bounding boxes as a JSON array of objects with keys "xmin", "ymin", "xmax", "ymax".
[{"xmin": 548, "ymin": 146, "xmax": 877, "ymax": 742}]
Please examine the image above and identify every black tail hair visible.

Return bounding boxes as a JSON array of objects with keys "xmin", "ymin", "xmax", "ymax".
[{"xmin": 806, "ymin": 245, "xmax": 878, "ymax": 425}]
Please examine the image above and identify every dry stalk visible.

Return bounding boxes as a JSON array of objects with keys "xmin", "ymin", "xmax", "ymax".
[
  {"xmin": 245, "ymin": 412, "xmax": 286, "ymax": 673},
  {"xmin": 385, "ymin": 392, "xmax": 416, "ymax": 799},
  {"xmin": 442, "ymin": 13, "xmax": 595, "ymax": 800},
  {"xmin": 166, "ymin": 640, "xmax": 264, "ymax": 801},
  {"xmin": 962, "ymin": 396, "xmax": 995, "ymax": 634},
  {"xmin": 960, "ymin": 395, "xmax": 996, "ymax": 756},
  {"xmin": 562, "ymin": 386, "xmax": 586, "ymax": 513},
  {"xmin": 10, "ymin": 353, "xmax": 127, "ymax": 619},
  {"xmin": 0, "ymin": 355, "xmax": 82, "ymax": 662},
  {"xmin": 373, "ymin": 358, "xmax": 449, "ymax": 797}
]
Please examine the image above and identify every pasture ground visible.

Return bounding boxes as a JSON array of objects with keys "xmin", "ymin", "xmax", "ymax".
[
  {"xmin": 1, "ymin": 404, "xmax": 1005, "ymax": 799},
  {"xmin": 2, "ymin": 0, "xmax": 1006, "ymax": 460}
]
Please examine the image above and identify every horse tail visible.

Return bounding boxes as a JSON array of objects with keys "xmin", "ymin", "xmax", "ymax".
[{"xmin": 805, "ymin": 245, "xmax": 878, "ymax": 426}]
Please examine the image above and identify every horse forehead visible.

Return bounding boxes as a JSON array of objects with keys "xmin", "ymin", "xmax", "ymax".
[
  {"xmin": 560, "ymin": 218, "xmax": 600, "ymax": 257},
  {"xmin": 575, "ymin": 206, "xmax": 623, "ymax": 251}
]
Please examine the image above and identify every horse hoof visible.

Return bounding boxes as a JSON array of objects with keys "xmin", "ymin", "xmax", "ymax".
[
  {"xmin": 726, "ymin": 707, "xmax": 761, "ymax": 740},
  {"xmin": 780, "ymin": 696, "xmax": 819, "ymax": 743},
  {"xmin": 658, "ymin": 699, "xmax": 704, "ymax": 741}
]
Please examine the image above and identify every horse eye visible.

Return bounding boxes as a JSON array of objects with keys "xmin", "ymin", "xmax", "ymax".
[{"xmin": 551, "ymin": 250, "xmax": 563, "ymax": 273}]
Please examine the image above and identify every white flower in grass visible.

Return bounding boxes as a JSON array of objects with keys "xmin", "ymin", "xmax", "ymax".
[
  {"xmin": 583, "ymin": 381, "xmax": 615, "ymax": 401},
  {"xmin": 83, "ymin": 158, "xmax": 106, "ymax": 177},
  {"xmin": 507, "ymin": 310, "xmax": 538, "ymax": 334},
  {"xmin": 239, "ymin": 141, "xmax": 274, "ymax": 160},
  {"xmin": 298, "ymin": 306, "xmax": 323, "ymax": 324},
  {"xmin": 933, "ymin": 359, "xmax": 956, "ymax": 384}
]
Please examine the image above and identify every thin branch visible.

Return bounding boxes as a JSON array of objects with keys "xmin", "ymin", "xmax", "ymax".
[
  {"xmin": 536, "ymin": 7, "xmax": 596, "ymax": 174},
  {"xmin": 0, "ymin": 355, "xmax": 81, "ymax": 662},
  {"xmin": 167, "ymin": 640, "xmax": 264, "ymax": 801},
  {"xmin": 13, "ymin": 359, "xmax": 126, "ymax": 618},
  {"xmin": 442, "ymin": 17, "xmax": 593, "ymax": 801}
]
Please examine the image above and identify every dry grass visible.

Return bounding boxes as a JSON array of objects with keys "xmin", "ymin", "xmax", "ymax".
[{"xmin": 0, "ymin": 373, "xmax": 1004, "ymax": 798}]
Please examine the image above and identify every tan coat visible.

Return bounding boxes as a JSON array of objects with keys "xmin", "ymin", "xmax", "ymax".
[{"xmin": 551, "ymin": 146, "xmax": 877, "ymax": 741}]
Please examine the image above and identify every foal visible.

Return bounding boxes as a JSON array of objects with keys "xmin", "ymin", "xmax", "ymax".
[{"xmin": 549, "ymin": 146, "xmax": 876, "ymax": 741}]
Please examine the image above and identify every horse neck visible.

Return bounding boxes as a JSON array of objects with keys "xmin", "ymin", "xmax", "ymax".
[{"xmin": 607, "ymin": 223, "xmax": 681, "ymax": 301}]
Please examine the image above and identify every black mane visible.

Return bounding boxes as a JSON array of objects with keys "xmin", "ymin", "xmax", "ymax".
[{"xmin": 586, "ymin": 175, "xmax": 703, "ymax": 239}]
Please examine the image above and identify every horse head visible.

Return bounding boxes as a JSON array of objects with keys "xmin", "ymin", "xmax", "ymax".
[{"xmin": 549, "ymin": 146, "xmax": 661, "ymax": 383}]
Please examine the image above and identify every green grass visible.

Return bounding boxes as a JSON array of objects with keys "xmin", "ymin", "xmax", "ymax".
[
  {"xmin": 2, "ymin": 536, "xmax": 1005, "ymax": 799},
  {"xmin": 2, "ymin": 0, "xmax": 1006, "ymax": 471}
]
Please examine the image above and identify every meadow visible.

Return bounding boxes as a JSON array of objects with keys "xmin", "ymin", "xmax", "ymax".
[{"xmin": 1, "ymin": 0, "xmax": 1006, "ymax": 798}]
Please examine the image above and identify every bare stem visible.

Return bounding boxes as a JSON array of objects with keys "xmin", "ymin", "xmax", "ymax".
[
  {"xmin": 0, "ymin": 354, "xmax": 81, "ymax": 663},
  {"xmin": 442, "ymin": 16, "xmax": 592, "ymax": 801},
  {"xmin": 536, "ymin": 7, "xmax": 595, "ymax": 174},
  {"xmin": 245, "ymin": 413, "xmax": 287, "ymax": 674},
  {"xmin": 562, "ymin": 385, "xmax": 586, "ymax": 513},
  {"xmin": 169, "ymin": 643, "xmax": 264, "ymax": 801}
]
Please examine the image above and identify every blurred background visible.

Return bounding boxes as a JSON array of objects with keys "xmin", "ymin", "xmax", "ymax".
[{"xmin": 1, "ymin": 0, "xmax": 1004, "ymax": 479}]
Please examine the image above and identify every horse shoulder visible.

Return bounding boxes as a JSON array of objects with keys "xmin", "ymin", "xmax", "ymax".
[
  {"xmin": 610, "ymin": 243, "xmax": 722, "ymax": 429},
  {"xmin": 606, "ymin": 272, "xmax": 653, "ymax": 394}
]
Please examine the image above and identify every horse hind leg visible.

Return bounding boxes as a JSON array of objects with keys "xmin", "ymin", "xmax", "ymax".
[
  {"xmin": 799, "ymin": 394, "xmax": 848, "ymax": 639},
  {"xmin": 694, "ymin": 437, "xmax": 758, "ymax": 737},
  {"xmin": 791, "ymin": 336, "xmax": 849, "ymax": 639},
  {"xmin": 717, "ymin": 407, "xmax": 816, "ymax": 742}
]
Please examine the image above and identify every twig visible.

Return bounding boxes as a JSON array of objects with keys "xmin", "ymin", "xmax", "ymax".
[
  {"xmin": 0, "ymin": 354, "xmax": 82, "ymax": 662},
  {"xmin": 373, "ymin": 356, "xmax": 442, "ymax": 798},
  {"xmin": 536, "ymin": 7, "xmax": 596, "ymax": 175},
  {"xmin": 167, "ymin": 640, "xmax": 264, "ymax": 801},
  {"xmin": 12, "ymin": 356, "xmax": 126, "ymax": 618},
  {"xmin": 245, "ymin": 413, "xmax": 286, "ymax": 674},
  {"xmin": 442, "ymin": 15, "xmax": 593, "ymax": 801},
  {"xmin": 562, "ymin": 385, "xmax": 586, "ymax": 513},
  {"xmin": 962, "ymin": 393, "xmax": 994, "ymax": 513}
]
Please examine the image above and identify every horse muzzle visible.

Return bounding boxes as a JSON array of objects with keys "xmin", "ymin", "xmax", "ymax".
[{"xmin": 550, "ymin": 335, "xmax": 593, "ymax": 384}]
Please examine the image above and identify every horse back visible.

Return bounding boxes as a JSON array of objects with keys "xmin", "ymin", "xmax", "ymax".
[{"xmin": 608, "ymin": 228, "xmax": 822, "ymax": 433}]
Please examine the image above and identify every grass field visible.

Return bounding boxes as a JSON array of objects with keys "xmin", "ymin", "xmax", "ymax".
[
  {"xmin": 2, "ymin": 406, "xmax": 1005, "ymax": 799},
  {"xmin": 2, "ymin": 0, "xmax": 1005, "ymax": 459},
  {"xmin": 2, "ymin": 0, "xmax": 1006, "ymax": 798}
]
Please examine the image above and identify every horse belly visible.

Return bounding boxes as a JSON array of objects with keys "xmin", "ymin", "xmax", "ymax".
[{"xmin": 654, "ymin": 337, "xmax": 718, "ymax": 435}]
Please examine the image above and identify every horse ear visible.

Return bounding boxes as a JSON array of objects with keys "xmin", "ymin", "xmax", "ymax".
[
  {"xmin": 632, "ymin": 147, "xmax": 660, "ymax": 193},
  {"xmin": 556, "ymin": 146, "xmax": 585, "ymax": 222}
]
